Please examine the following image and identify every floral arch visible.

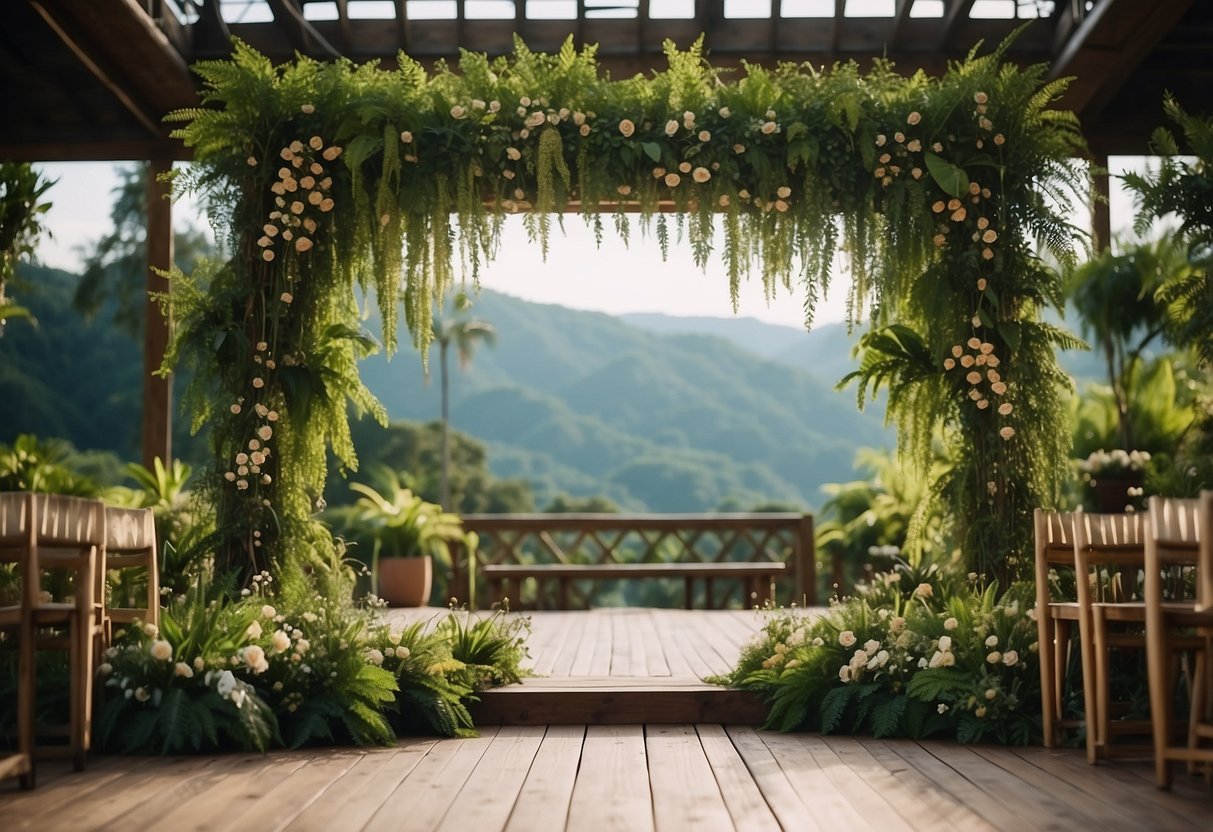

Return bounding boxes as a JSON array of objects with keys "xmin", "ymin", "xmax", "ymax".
[{"xmin": 165, "ymin": 33, "xmax": 1086, "ymax": 587}]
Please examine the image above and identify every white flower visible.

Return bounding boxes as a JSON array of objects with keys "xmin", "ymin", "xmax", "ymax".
[
  {"xmin": 150, "ymin": 640, "xmax": 173, "ymax": 662},
  {"xmin": 692, "ymin": 167, "xmax": 711, "ymax": 183},
  {"xmin": 718, "ymin": 106, "xmax": 731, "ymax": 118},
  {"xmin": 863, "ymin": 639, "xmax": 880, "ymax": 654},
  {"xmin": 506, "ymin": 146, "xmax": 521, "ymax": 161},
  {"xmin": 838, "ymin": 630, "xmax": 856, "ymax": 648},
  {"xmin": 914, "ymin": 583, "xmax": 933, "ymax": 599},
  {"xmin": 295, "ymin": 638, "xmax": 310, "ymax": 655},
  {"xmin": 1002, "ymin": 650, "xmax": 1019, "ymax": 667},
  {"xmin": 215, "ymin": 669, "xmax": 237, "ymax": 697},
  {"xmin": 247, "ymin": 620, "xmax": 263, "ymax": 639},
  {"xmin": 985, "ymin": 688, "xmax": 997, "ymax": 700},
  {"xmin": 271, "ymin": 630, "xmax": 291, "ymax": 653},
  {"xmin": 619, "ymin": 119, "xmax": 635, "ymax": 137},
  {"xmin": 97, "ymin": 662, "xmax": 113, "ymax": 676},
  {"xmin": 134, "ymin": 687, "xmax": 150, "ymax": 702},
  {"xmin": 193, "ymin": 656, "xmax": 205, "ymax": 672},
  {"xmin": 937, "ymin": 703, "xmax": 949, "ymax": 714},
  {"xmin": 985, "ymin": 635, "xmax": 998, "ymax": 647},
  {"xmin": 943, "ymin": 617, "xmax": 958, "ymax": 631},
  {"xmin": 364, "ymin": 648, "xmax": 385, "ymax": 666},
  {"xmin": 395, "ymin": 646, "xmax": 410, "ymax": 660},
  {"xmin": 889, "ymin": 616, "xmax": 905, "ymax": 633},
  {"xmin": 838, "ymin": 665, "xmax": 852, "ymax": 682},
  {"xmin": 175, "ymin": 662, "xmax": 194, "ymax": 679},
  {"xmin": 761, "ymin": 120, "xmax": 777, "ymax": 135},
  {"xmin": 986, "ymin": 651, "xmax": 1002, "ymax": 664},
  {"xmin": 450, "ymin": 105, "xmax": 467, "ymax": 119},
  {"xmin": 526, "ymin": 111, "xmax": 546, "ymax": 129},
  {"xmin": 937, "ymin": 635, "xmax": 953, "ymax": 652},
  {"xmin": 144, "ymin": 622, "xmax": 159, "ymax": 637},
  {"xmin": 243, "ymin": 644, "xmax": 269, "ymax": 674}
]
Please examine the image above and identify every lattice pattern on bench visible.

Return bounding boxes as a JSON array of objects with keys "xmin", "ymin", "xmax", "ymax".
[{"xmin": 452, "ymin": 513, "xmax": 816, "ymax": 610}]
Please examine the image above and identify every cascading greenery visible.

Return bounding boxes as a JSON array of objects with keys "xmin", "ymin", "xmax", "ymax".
[{"xmin": 165, "ymin": 31, "xmax": 1086, "ymax": 583}]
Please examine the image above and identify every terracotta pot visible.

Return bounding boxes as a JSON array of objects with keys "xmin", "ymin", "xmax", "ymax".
[{"xmin": 376, "ymin": 556, "xmax": 433, "ymax": 607}]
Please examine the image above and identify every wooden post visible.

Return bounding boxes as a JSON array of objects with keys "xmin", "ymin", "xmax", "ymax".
[
  {"xmin": 796, "ymin": 513, "xmax": 816, "ymax": 606},
  {"xmin": 142, "ymin": 158, "xmax": 173, "ymax": 470},
  {"xmin": 1092, "ymin": 152, "xmax": 1112, "ymax": 253}
]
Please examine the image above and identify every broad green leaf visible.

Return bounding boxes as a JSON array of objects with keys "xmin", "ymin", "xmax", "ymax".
[{"xmin": 924, "ymin": 152, "xmax": 969, "ymax": 198}]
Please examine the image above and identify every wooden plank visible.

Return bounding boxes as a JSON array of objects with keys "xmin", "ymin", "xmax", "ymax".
[
  {"xmin": 134, "ymin": 752, "xmax": 311, "ymax": 832},
  {"xmin": 1, "ymin": 756, "xmax": 156, "ymax": 829},
  {"xmin": 548, "ymin": 612, "xmax": 587, "ymax": 677},
  {"xmin": 625, "ymin": 610, "xmax": 649, "ymax": 677},
  {"xmin": 653, "ymin": 610, "xmax": 695, "ymax": 677},
  {"xmin": 436, "ymin": 726, "xmax": 545, "ymax": 831},
  {"xmin": 470, "ymin": 685, "xmax": 768, "ymax": 725},
  {"xmin": 635, "ymin": 609, "xmax": 672, "ymax": 677},
  {"xmin": 503, "ymin": 726, "xmax": 585, "ymax": 832},
  {"xmin": 226, "ymin": 750, "xmax": 365, "ymax": 832},
  {"xmin": 529, "ymin": 612, "xmax": 576, "ymax": 677},
  {"xmin": 1008, "ymin": 745, "xmax": 1212, "ymax": 830},
  {"xmin": 569, "ymin": 608, "xmax": 604, "ymax": 676},
  {"xmin": 284, "ymin": 740, "xmax": 437, "ymax": 832},
  {"xmin": 725, "ymin": 726, "xmax": 822, "ymax": 831},
  {"xmin": 646, "ymin": 724, "xmax": 735, "ymax": 832},
  {"xmin": 611, "ymin": 609, "xmax": 633, "ymax": 676},
  {"xmin": 567, "ymin": 725, "xmax": 654, "ymax": 832},
  {"xmin": 695, "ymin": 725, "xmax": 781, "ymax": 832},
  {"xmin": 363, "ymin": 728, "xmax": 499, "ymax": 832},
  {"xmin": 826, "ymin": 736, "xmax": 994, "ymax": 832},
  {"xmin": 754, "ymin": 731, "xmax": 884, "ymax": 830},
  {"xmin": 588, "ymin": 609, "xmax": 614, "ymax": 676},
  {"xmin": 910, "ymin": 741, "xmax": 1067, "ymax": 831},
  {"xmin": 26, "ymin": 755, "xmax": 215, "ymax": 831}
]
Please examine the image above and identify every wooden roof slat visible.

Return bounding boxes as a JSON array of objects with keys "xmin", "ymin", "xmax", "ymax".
[{"xmin": 938, "ymin": 0, "xmax": 977, "ymax": 49}]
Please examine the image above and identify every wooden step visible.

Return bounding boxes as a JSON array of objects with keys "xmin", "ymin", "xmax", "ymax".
[{"xmin": 469, "ymin": 676, "xmax": 769, "ymax": 726}]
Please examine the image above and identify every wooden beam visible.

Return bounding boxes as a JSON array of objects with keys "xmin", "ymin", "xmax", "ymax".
[
  {"xmin": 335, "ymin": 0, "xmax": 353, "ymax": 53},
  {"xmin": 938, "ymin": 0, "xmax": 976, "ymax": 48},
  {"xmin": 830, "ymin": 0, "xmax": 844, "ymax": 56},
  {"xmin": 0, "ymin": 140, "xmax": 190, "ymax": 163},
  {"xmin": 1091, "ymin": 153, "xmax": 1111, "ymax": 253},
  {"xmin": 31, "ymin": 0, "xmax": 196, "ymax": 116},
  {"xmin": 265, "ymin": 0, "xmax": 341, "ymax": 57},
  {"xmin": 29, "ymin": 1, "xmax": 163, "ymax": 136},
  {"xmin": 1049, "ymin": 0, "xmax": 1193, "ymax": 120},
  {"xmin": 889, "ymin": 0, "xmax": 913, "ymax": 48},
  {"xmin": 394, "ymin": 0, "xmax": 410, "ymax": 51},
  {"xmin": 142, "ymin": 159, "xmax": 174, "ymax": 470}
]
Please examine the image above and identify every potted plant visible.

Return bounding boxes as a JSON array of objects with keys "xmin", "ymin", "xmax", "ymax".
[
  {"xmin": 338, "ymin": 470, "xmax": 470, "ymax": 606},
  {"xmin": 1077, "ymin": 449, "xmax": 1151, "ymax": 513}
]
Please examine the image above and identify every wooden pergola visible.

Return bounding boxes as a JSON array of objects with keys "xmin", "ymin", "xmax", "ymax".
[{"xmin": 1, "ymin": 0, "xmax": 1208, "ymax": 467}]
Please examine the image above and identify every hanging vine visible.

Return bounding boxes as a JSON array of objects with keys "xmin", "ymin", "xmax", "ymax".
[{"xmin": 163, "ymin": 31, "xmax": 1086, "ymax": 584}]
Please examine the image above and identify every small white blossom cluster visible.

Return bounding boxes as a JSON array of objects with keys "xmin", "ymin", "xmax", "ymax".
[
  {"xmin": 223, "ymin": 360, "xmax": 279, "ymax": 498},
  {"xmin": 942, "ymin": 336, "xmax": 1015, "ymax": 439},
  {"xmin": 872, "ymin": 110, "xmax": 926, "ymax": 188},
  {"xmin": 1079, "ymin": 448, "xmax": 1151, "ymax": 477},
  {"xmin": 258, "ymin": 135, "xmax": 340, "ymax": 264}
]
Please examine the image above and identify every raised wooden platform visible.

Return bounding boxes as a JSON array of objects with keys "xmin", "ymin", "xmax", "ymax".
[
  {"xmin": 388, "ymin": 608, "xmax": 775, "ymax": 725},
  {"xmin": 3, "ymin": 728, "xmax": 1208, "ymax": 831}
]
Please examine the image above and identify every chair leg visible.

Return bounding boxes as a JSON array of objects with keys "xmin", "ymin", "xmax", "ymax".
[
  {"xmin": 1092, "ymin": 608, "xmax": 1111, "ymax": 764},
  {"xmin": 1040, "ymin": 618, "xmax": 1056, "ymax": 747},
  {"xmin": 1190, "ymin": 647, "xmax": 1208, "ymax": 775},
  {"xmin": 1147, "ymin": 622, "xmax": 1173, "ymax": 789},
  {"xmin": 17, "ymin": 618, "xmax": 36, "ymax": 790},
  {"xmin": 1080, "ymin": 606, "xmax": 1100, "ymax": 764}
]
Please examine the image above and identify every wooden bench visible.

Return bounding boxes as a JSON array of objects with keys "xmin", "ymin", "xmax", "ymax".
[{"xmin": 481, "ymin": 561, "xmax": 787, "ymax": 610}]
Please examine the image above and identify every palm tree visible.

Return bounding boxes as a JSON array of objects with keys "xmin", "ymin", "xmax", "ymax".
[{"xmin": 430, "ymin": 314, "xmax": 496, "ymax": 509}]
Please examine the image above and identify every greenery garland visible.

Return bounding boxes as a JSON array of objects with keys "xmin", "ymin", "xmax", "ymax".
[{"xmin": 165, "ymin": 32, "xmax": 1086, "ymax": 583}]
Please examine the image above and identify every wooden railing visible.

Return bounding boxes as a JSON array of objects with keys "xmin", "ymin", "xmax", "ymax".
[{"xmin": 450, "ymin": 513, "xmax": 816, "ymax": 611}]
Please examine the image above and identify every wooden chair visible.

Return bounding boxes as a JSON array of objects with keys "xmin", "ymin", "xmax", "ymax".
[
  {"xmin": 1145, "ymin": 492, "xmax": 1213, "ymax": 789},
  {"xmin": 1071, "ymin": 510, "xmax": 1160, "ymax": 763},
  {"xmin": 0, "ymin": 492, "xmax": 105, "ymax": 787},
  {"xmin": 97, "ymin": 506, "xmax": 159, "ymax": 643},
  {"xmin": 1034, "ymin": 508, "xmax": 1082, "ymax": 747}
]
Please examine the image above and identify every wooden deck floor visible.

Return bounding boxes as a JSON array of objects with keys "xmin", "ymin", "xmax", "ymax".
[
  {"xmin": 3, "ymin": 728, "xmax": 1209, "ymax": 831},
  {"xmin": 388, "ymin": 608, "xmax": 773, "ymax": 723}
]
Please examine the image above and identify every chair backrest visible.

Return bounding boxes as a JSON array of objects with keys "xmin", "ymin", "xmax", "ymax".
[
  {"xmin": 0, "ymin": 492, "xmax": 104, "ymax": 613},
  {"xmin": 1200, "ymin": 491, "xmax": 1212, "ymax": 610},
  {"xmin": 1145, "ymin": 496, "xmax": 1201, "ymax": 606},
  {"xmin": 1072, "ymin": 510, "xmax": 1147, "ymax": 604},
  {"xmin": 1033, "ymin": 508, "xmax": 1076, "ymax": 607},
  {"xmin": 100, "ymin": 506, "xmax": 159, "ymax": 628}
]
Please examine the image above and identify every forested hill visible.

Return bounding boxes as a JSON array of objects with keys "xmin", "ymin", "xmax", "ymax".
[
  {"xmin": 358, "ymin": 289, "xmax": 893, "ymax": 511},
  {"xmin": 0, "ymin": 267, "xmax": 894, "ymax": 511}
]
